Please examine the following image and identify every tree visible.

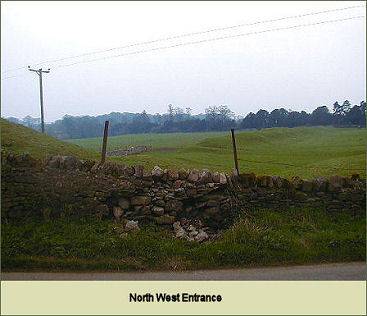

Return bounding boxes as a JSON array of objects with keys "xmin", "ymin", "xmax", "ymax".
[
  {"xmin": 269, "ymin": 108, "xmax": 289, "ymax": 127},
  {"xmin": 333, "ymin": 100, "xmax": 352, "ymax": 126},
  {"xmin": 311, "ymin": 106, "xmax": 332, "ymax": 126}
]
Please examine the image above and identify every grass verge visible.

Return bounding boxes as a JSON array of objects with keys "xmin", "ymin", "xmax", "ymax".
[{"xmin": 2, "ymin": 206, "xmax": 365, "ymax": 272}]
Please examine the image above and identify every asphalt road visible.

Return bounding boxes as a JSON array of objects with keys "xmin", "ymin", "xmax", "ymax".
[{"xmin": 2, "ymin": 262, "xmax": 366, "ymax": 280}]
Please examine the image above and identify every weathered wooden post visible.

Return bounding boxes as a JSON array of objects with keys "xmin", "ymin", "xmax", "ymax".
[
  {"xmin": 230, "ymin": 128, "xmax": 240, "ymax": 176},
  {"xmin": 100, "ymin": 120, "xmax": 109, "ymax": 164}
]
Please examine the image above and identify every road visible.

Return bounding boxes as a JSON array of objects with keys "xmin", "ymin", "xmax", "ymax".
[{"xmin": 2, "ymin": 262, "xmax": 365, "ymax": 280}]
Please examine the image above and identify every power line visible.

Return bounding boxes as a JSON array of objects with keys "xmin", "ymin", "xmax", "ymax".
[
  {"xmin": 1, "ymin": 4, "xmax": 365, "ymax": 74},
  {"xmin": 52, "ymin": 15, "xmax": 366, "ymax": 69},
  {"xmin": 1, "ymin": 14, "xmax": 365, "ymax": 80}
]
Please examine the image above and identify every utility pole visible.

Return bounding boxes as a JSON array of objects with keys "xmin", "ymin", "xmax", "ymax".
[{"xmin": 28, "ymin": 66, "xmax": 50, "ymax": 133}]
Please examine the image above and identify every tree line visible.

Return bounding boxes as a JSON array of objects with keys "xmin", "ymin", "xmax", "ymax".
[{"xmin": 6, "ymin": 100, "xmax": 366, "ymax": 139}]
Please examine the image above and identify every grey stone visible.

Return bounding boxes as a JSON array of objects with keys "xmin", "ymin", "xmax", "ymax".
[
  {"xmin": 152, "ymin": 206, "xmax": 165, "ymax": 216},
  {"xmin": 134, "ymin": 165, "xmax": 144, "ymax": 177},
  {"xmin": 118, "ymin": 198, "xmax": 130, "ymax": 209},
  {"xmin": 151, "ymin": 166, "xmax": 164, "ymax": 178},
  {"xmin": 178, "ymin": 169, "xmax": 188, "ymax": 180},
  {"xmin": 188, "ymin": 169, "xmax": 200, "ymax": 182},
  {"xmin": 219, "ymin": 173, "xmax": 227, "ymax": 184},
  {"xmin": 125, "ymin": 220, "xmax": 140, "ymax": 232},
  {"xmin": 130, "ymin": 195, "xmax": 151, "ymax": 206},
  {"xmin": 195, "ymin": 230, "xmax": 209, "ymax": 242},
  {"xmin": 113, "ymin": 206, "xmax": 124, "ymax": 220},
  {"xmin": 155, "ymin": 215, "xmax": 176, "ymax": 225}
]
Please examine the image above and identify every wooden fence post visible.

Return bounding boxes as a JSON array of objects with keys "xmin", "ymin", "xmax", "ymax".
[
  {"xmin": 230, "ymin": 128, "xmax": 240, "ymax": 176},
  {"xmin": 101, "ymin": 121, "xmax": 109, "ymax": 164}
]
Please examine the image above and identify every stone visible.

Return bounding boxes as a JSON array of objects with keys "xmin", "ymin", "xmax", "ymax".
[
  {"xmin": 173, "ymin": 221, "xmax": 187, "ymax": 239},
  {"xmin": 219, "ymin": 173, "xmax": 227, "ymax": 184},
  {"xmin": 186, "ymin": 187, "xmax": 197, "ymax": 197},
  {"xmin": 188, "ymin": 169, "xmax": 200, "ymax": 182},
  {"xmin": 151, "ymin": 166, "xmax": 164, "ymax": 178},
  {"xmin": 167, "ymin": 169, "xmax": 179, "ymax": 180},
  {"xmin": 174, "ymin": 180, "xmax": 184, "ymax": 189},
  {"xmin": 62, "ymin": 156, "xmax": 82, "ymax": 170},
  {"xmin": 178, "ymin": 169, "xmax": 188, "ymax": 180},
  {"xmin": 141, "ymin": 206, "xmax": 151, "ymax": 215},
  {"xmin": 134, "ymin": 165, "xmax": 144, "ymax": 177},
  {"xmin": 175, "ymin": 228, "xmax": 187, "ymax": 239},
  {"xmin": 152, "ymin": 206, "xmax": 165, "ymax": 216},
  {"xmin": 96, "ymin": 204, "xmax": 109, "ymax": 217},
  {"xmin": 205, "ymin": 207, "xmax": 219, "ymax": 215},
  {"xmin": 199, "ymin": 169, "xmax": 212, "ymax": 184},
  {"xmin": 239, "ymin": 173, "xmax": 256, "ymax": 187},
  {"xmin": 165, "ymin": 200, "xmax": 183, "ymax": 212},
  {"xmin": 291, "ymin": 176, "xmax": 303, "ymax": 189},
  {"xmin": 195, "ymin": 230, "xmax": 209, "ymax": 242},
  {"xmin": 301, "ymin": 180, "xmax": 313, "ymax": 192},
  {"xmin": 155, "ymin": 215, "xmax": 176, "ymax": 225},
  {"xmin": 118, "ymin": 198, "xmax": 130, "ymax": 209},
  {"xmin": 47, "ymin": 156, "xmax": 61, "ymax": 168},
  {"xmin": 271, "ymin": 176, "xmax": 283, "ymax": 188},
  {"xmin": 187, "ymin": 225, "xmax": 196, "ymax": 232},
  {"xmin": 212, "ymin": 172, "xmax": 221, "ymax": 183},
  {"xmin": 173, "ymin": 221, "xmax": 181, "ymax": 230},
  {"xmin": 313, "ymin": 177, "xmax": 328, "ymax": 191},
  {"xmin": 257, "ymin": 176, "xmax": 267, "ymax": 187},
  {"xmin": 206, "ymin": 199, "xmax": 218, "ymax": 207},
  {"xmin": 329, "ymin": 175, "xmax": 346, "ymax": 192},
  {"xmin": 130, "ymin": 195, "xmax": 151, "ymax": 206},
  {"xmin": 125, "ymin": 220, "xmax": 140, "ymax": 232},
  {"xmin": 113, "ymin": 206, "xmax": 124, "ymax": 220},
  {"xmin": 266, "ymin": 176, "xmax": 274, "ymax": 188},
  {"xmin": 154, "ymin": 199, "xmax": 166, "ymax": 207},
  {"xmin": 294, "ymin": 191, "xmax": 308, "ymax": 200}
]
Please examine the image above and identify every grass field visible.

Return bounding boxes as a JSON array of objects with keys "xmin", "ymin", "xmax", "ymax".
[
  {"xmin": 0, "ymin": 119, "xmax": 98, "ymax": 160},
  {"xmin": 1, "ymin": 119, "xmax": 365, "ymax": 178},
  {"xmin": 2, "ymin": 206, "xmax": 365, "ymax": 271},
  {"xmin": 69, "ymin": 127, "xmax": 366, "ymax": 178}
]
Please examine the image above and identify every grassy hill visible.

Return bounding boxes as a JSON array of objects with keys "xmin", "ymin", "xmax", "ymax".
[
  {"xmin": 2, "ymin": 119, "xmax": 365, "ymax": 178},
  {"xmin": 0, "ymin": 118, "xmax": 98, "ymax": 160},
  {"xmin": 70, "ymin": 126, "xmax": 366, "ymax": 178}
]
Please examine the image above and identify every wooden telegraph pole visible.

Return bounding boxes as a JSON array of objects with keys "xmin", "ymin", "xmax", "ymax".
[
  {"xmin": 101, "ymin": 121, "xmax": 110, "ymax": 164},
  {"xmin": 28, "ymin": 66, "xmax": 50, "ymax": 133},
  {"xmin": 230, "ymin": 128, "xmax": 240, "ymax": 176}
]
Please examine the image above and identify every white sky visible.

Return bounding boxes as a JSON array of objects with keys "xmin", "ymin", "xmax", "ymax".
[{"xmin": 1, "ymin": 1, "xmax": 366, "ymax": 122}]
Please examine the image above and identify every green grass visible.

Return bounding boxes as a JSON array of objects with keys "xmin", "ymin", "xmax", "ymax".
[
  {"xmin": 69, "ymin": 131, "xmax": 227, "ymax": 151},
  {"xmin": 69, "ymin": 127, "xmax": 366, "ymax": 178},
  {"xmin": 2, "ymin": 207, "xmax": 365, "ymax": 271},
  {"xmin": 2, "ymin": 119, "xmax": 365, "ymax": 178},
  {"xmin": 0, "ymin": 118, "xmax": 98, "ymax": 160}
]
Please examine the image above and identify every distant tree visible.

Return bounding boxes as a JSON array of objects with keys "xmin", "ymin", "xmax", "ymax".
[
  {"xmin": 269, "ymin": 108, "xmax": 289, "ymax": 127},
  {"xmin": 253, "ymin": 109, "xmax": 270, "ymax": 129},
  {"xmin": 333, "ymin": 100, "xmax": 352, "ymax": 126},
  {"xmin": 345, "ymin": 101, "xmax": 366, "ymax": 127},
  {"xmin": 167, "ymin": 104, "xmax": 174, "ymax": 121},
  {"xmin": 311, "ymin": 106, "xmax": 332, "ymax": 126}
]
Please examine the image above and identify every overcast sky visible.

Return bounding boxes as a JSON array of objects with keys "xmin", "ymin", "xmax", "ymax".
[{"xmin": 1, "ymin": 1, "xmax": 366, "ymax": 122}]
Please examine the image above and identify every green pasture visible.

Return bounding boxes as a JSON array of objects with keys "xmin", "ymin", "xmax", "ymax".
[{"xmin": 69, "ymin": 127, "xmax": 366, "ymax": 178}]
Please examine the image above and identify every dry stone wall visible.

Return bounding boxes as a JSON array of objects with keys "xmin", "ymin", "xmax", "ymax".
[{"xmin": 1, "ymin": 153, "xmax": 365, "ymax": 230}]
